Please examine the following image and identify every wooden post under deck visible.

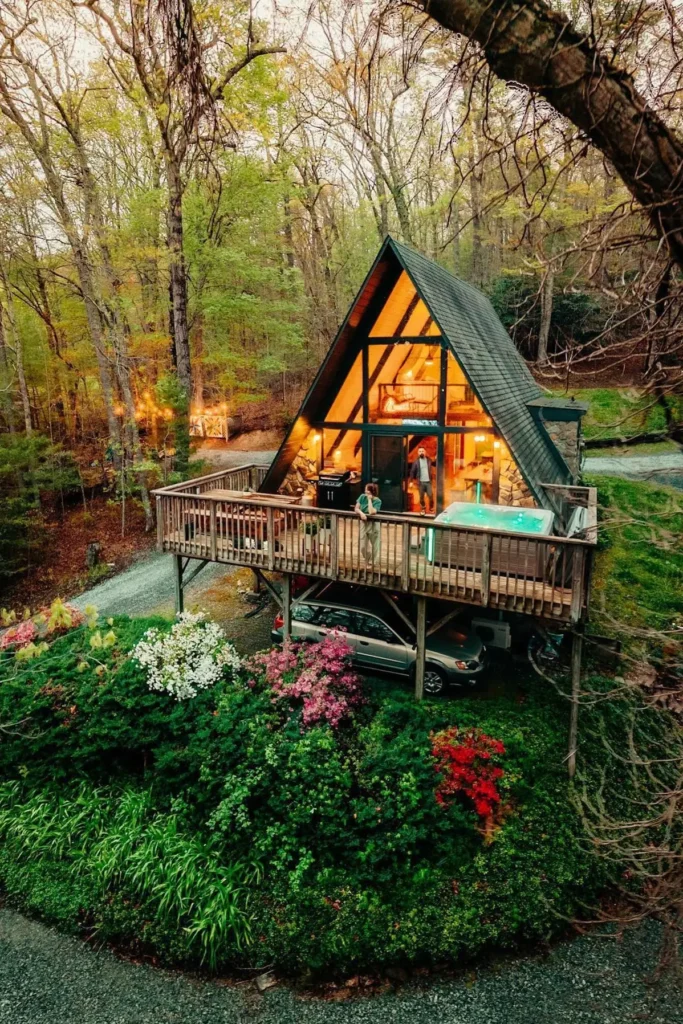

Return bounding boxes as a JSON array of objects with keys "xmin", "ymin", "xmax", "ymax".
[
  {"xmin": 173, "ymin": 554, "xmax": 184, "ymax": 615},
  {"xmin": 414, "ymin": 596, "xmax": 427, "ymax": 700},
  {"xmin": 568, "ymin": 628, "xmax": 583, "ymax": 778},
  {"xmin": 281, "ymin": 574, "xmax": 292, "ymax": 639}
]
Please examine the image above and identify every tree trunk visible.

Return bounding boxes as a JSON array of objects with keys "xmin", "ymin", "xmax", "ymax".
[
  {"xmin": 0, "ymin": 290, "xmax": 16, "ymax": 434},
  {"xmin": 537, "ymin": 269, "xmax": 554, "ymax": 364},
  {"xmin": 166, "ymin": 158, "xmax": 192, "ymax": 393},
  {"xmin": 166, "ymin": 157, "xmax": 192, "ymax": 475},
  {"xmin": 0, "ymin": 265, "xmax": 32, "ymax": 435},
  {"xmin": 78, "ymin": 157, "xmax": 154, "ymax": 529},
  {"xmin": 420, "ymin": 0, "xmax": 683, "ymax": 268}
]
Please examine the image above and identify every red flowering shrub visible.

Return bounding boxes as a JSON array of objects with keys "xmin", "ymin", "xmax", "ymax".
[
  {"xmin": 431, "ymin": 726, "xmax": 505, "ymax": 820},
  {"xmin": 245, "ymin": 633, "xmax": 364, "ymax": 729}
]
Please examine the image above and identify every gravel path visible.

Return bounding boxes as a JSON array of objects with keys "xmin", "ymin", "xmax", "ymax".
[
  {"xmin": 0, "ymin": 908, "xmax": 679, "ymax": 1024},
  {"xmin": 584, "ymin": 450, "xmax": 683, "ymax": 482}
]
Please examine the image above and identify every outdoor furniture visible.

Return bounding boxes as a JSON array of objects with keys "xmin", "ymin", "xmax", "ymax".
[{"xmin": 182, "ymin": 490, "xmax": 300, "ymax": 549}]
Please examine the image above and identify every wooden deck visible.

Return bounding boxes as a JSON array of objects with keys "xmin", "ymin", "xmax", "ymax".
[{"xmin": 153, "ymin": 466, "xmax": 597, "ymax": 624}]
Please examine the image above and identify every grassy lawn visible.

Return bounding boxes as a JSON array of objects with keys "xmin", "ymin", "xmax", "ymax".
[
  {"xmin": 587, "ymin": 474, "xmax": 683, "ymax": 633},
  {"xmin": 586, "ymin": 440, "xmax": 681, "ymax": 458},
  {"xmin": 553, "ymin": 388, "xmax": 682, "ymax": 441}
]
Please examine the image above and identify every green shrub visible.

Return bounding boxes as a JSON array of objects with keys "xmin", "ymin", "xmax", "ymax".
[
  {"xmin": 0, "ymin": 616, "xmax": 649, "ymax": 974},
  {"xmin": 0, "ymin": 782, "xmax": 257, "ymax": 967}
]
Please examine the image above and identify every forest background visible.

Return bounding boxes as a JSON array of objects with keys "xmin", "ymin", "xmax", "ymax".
[{"xmin": 0, "ymin": 0, "xmax": 681, "ymax": 597}]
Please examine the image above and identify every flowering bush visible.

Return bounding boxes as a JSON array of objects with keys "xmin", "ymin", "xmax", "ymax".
[
  {"xmin": 432, "ymin": 726, "xmax": 505, "ymax": 820},
  {"xmin": 0, "ymin": 619, "xmax": 37, "ymax": 651},
  {"xmin": 246, "ymin": 633, "xmax": 364, "ymax": 728},
  {"xmin": 0, "ymin": 599, "xmax": 85, "ymax": 655},
  {"xmin": 133, "ymin": 612, "xmax": 240, "ymax": 700}
]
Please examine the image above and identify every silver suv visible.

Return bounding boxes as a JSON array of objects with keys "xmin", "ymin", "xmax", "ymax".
[{"xmin": 272, "ymin": 587, "xmax": 487, "ymax": 695}]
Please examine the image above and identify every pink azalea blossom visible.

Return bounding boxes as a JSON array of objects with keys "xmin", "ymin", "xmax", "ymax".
[
  {"xmin": 0, "ymin": 620, "xmax": 37, "ymax": 650},
  {"xmin": 245, "ymin": 633, "xmax": 364, "ymax": 729}
]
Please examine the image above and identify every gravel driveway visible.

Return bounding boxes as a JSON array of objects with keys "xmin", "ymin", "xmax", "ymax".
[{"xmin": 0, "ymin": 908, "xmax": 679, "ymax": 1024}]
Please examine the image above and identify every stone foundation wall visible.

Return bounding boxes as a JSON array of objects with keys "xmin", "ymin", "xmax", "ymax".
[
  {"xmin": 498, "ymin": 458, "xmax": 535, "ymax": 507},
  {"xmin": 542, "ymin": 420, "xmax": 581, "ymax": 478},
  {"xmin": 280, "ymin": 433, "xmax": 317, "ymax": 496}
]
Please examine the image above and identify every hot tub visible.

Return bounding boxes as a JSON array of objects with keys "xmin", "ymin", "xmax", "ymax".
[
  {"xmin": 426, "ymin": 501, "xmax": 555, "ymax": 572},
  {"xmin": 435, "ymin": 501, "xmax": 554, "ymax": 535}
]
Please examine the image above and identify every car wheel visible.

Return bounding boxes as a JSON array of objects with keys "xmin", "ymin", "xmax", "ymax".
[{"xmin": 423, "ymin": 664, "xmax": 447, "ymax": 696}]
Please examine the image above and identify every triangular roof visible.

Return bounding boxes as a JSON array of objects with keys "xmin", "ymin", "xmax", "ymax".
[{"xmin": 261, "ymin": 237, "xmax": 571, "ymax": 505}]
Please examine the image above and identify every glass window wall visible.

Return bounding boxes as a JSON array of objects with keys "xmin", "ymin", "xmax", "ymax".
[{"xmin": 368, "ymin": 343, "xmax": 441, "ymax": 423}]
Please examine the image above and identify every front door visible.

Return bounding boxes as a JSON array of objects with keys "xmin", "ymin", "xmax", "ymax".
[{"xmin": 369, "ymin": 434, "xmax": 405, "ymax": 511}]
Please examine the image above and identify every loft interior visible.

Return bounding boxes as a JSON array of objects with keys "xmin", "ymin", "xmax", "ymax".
[{"xmin": 262, "ymin": 237, "xmax": 587, "ymax": 514}]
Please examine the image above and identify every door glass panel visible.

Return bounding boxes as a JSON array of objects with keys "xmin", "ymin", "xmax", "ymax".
[
  {"xmin": 370, "ymin": 434, "xmax": 404, "ymax": 512},
  {"xmin": 444, "ymin": 431, "xmax": 496, "ymax": 504},
  {"xmin": 406, "ymin": 435, "xmax": 437, "ymax": 514},
  {"xmin": 445, "ymin": 352, "xmax": 491, "ymax": 426},
  {"xmin": 326, "ymin": 353, "xmax": 363, "ymax": 422}
]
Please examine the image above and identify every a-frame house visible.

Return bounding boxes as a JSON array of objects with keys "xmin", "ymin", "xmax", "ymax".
[
  {"xmin": 262, "ymin": 236, "xmax": 586, "ymax": 517},
  {"xmin": 153, "ymin": 238, "xmax": 597, "ymax": 773}
]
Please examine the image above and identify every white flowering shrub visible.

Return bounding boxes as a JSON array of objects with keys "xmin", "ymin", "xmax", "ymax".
[{"xmin": 132, "ymin": 612, "xmax": 240, "ymax": 700}]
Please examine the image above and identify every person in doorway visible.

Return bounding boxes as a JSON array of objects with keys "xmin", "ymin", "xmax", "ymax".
[
  {"xmin": 355, "ymin": 482, "xmax": 382, "ymax": 564},
  {"xmin": 409, "ymin": 446, "xmax": 435, "ymax": 514}
]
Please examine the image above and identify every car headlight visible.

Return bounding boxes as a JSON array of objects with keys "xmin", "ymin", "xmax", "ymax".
[{"xmin": 454, "ymin": 660, "xmax": 468, "ymax": 670}]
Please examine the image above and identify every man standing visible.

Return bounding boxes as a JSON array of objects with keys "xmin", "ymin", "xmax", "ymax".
[{"xmin": 409, "ymin": 445, "xmax": 435, "ymax": 515}]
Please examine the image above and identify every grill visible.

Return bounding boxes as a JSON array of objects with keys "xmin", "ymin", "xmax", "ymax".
[{"xmin": 316, "ymin": 470, "xmax": 351, "ymax": 510}]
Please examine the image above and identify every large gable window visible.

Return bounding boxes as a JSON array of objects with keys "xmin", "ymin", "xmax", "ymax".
[
  {"xmin": 369, "ymin": 272, "xmax": 440, "ymax": 338},
  {"xmin": 368, "ymin": 343, "xmax": 440, "ymax": 423}
]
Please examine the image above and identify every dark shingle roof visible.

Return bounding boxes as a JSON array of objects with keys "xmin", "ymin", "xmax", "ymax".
[{"xmin": 389, "ymin": 238, "xmax": 571, "ymax": 504}]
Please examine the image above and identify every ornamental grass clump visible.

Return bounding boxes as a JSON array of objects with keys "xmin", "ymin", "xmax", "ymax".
[
  {"xmin": 133, "ymin": 611, "xmax": 240, "ymax": 700},
  {"xmin": 246, "ymin": 633, "xmax": 364, "ymax": 728},
  {"xmin": 432, "ymin": 726, "xmax": 506, "ymax": 821}
]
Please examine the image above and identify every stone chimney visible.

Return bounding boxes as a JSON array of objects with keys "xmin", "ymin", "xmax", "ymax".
[{"xmin": 526, "ymin": 396, "xmax": 589, "ymax": 480}]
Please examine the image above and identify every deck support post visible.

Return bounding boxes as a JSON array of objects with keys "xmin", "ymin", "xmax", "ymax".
[
  {"xmin": 281, "ymin": 574, "xmax": 292, "ymax": 639},
  {"xmin": 173, "ymin": 554, "xmax": 184, "ymax": 615},
  {"xmin": 568, "ymin": 627, "xmax": 583, "ymax": 778},
  {"xmin": 414, "ymin": 596, "xmax": 427, "ymax": 701}
]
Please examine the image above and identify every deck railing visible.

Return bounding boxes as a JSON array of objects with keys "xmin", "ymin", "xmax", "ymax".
[
  {"xmin": 153, "ymin": 471, "xmax": 597, "ymax": 623},
  {"xmin": 158, "ymin": 464, "xmax": 269, "ymax": 495}
]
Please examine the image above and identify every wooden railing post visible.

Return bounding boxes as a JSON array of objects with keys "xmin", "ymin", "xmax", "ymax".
[
  {"xmin": 329, "ymin": 516, "xmax": 339, "ymax": 577},
  {"xmin": 266, "ymin": 507, "xmax": 275, "ymax": 570},
  {"xmin": 156, "ymin": 495, "xmax": 164, "ymax": 551},
  {"xmin": 569, "ymin": 546, "xmax": 585, "ymax": 623},
  {"xmin": 401, "ymin": 521, "xmax": 412, "ymax": 591},
  {"xmin": 480, "ymin": 534, "xmax": 492, "ymax": 606},
  {"xmin": 210, "ymin": 502, "xmax": 217, "ymax": 561}
]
